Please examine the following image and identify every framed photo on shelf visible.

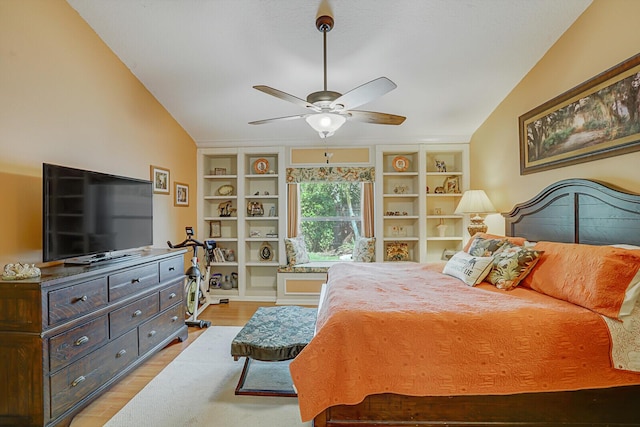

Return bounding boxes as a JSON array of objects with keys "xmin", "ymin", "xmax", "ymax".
[
  {"xmin": 174, "ymin": 182, "xmax": 189, "ymax": 207},
  {"xmin": 150, "ymin": 165, "xmax": 170, "ymax": 194},
  {"xmin": 260, "ymin": 242, "xmax": 273, "ymax": 261},
  {"xmin": 443, "ymin": 176, "xmax": 460, "ymax": 193},
  {"xmin": 213, "ymin": 167, "xmax": 227, "ymax": 176},
  {"xmin": 386, "ymin": 242, "xmax": 409, "ymax": 261},
  {"xmin": 209, "ymin": 220, "xmax": 221, "ymax": 238}
]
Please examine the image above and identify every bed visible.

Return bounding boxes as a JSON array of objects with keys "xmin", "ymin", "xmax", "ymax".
[{"xmin": 289, "ymin": 178, "xmax": 640, "ymax": 427}]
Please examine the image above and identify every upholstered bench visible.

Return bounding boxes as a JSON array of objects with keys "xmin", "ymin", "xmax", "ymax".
[{"xmin": 231, "ymin": 305, "xmax": 317, "ymax": 362}]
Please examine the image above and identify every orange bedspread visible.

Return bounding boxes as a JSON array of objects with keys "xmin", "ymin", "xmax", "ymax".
[{"xmin": 289, "ymin": 262, "xmax": 640, "ymax": 422}]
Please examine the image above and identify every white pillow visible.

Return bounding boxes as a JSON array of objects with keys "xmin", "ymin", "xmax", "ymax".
[
  {"xmin": 352, "ymin": 236, "xmax": 375, "ymax": 262},
  {"xmin": 284, "ymin": 236, "xmax": 310, "ymax": 265},
  {"xmin": 443, "ymin": 251, "xmax": 494, "ymax": 286}
]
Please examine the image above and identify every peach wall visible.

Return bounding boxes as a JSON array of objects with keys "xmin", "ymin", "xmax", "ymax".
[
  {"xmin": 0, "ymin": 0, "xmax": 196, "ymax": 266},
  {"xmin": 470, "ymin": 0, "xmax": 640, "ymax": 233}
]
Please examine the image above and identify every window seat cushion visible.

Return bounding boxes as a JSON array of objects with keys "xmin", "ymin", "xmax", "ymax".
[{"xmin": 277, "ymin": 261, "xmax": 340, "ymax": 273}]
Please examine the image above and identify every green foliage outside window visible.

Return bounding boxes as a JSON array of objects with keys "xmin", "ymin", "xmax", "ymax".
[{"xmin": 299, "ymin": 182, "xmax": 362, "ymax": 260}]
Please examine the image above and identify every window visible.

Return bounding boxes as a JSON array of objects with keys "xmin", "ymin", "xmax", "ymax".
[{"xmin": 299, "ymin": 182, "xmax": 362, "ymax": 261}]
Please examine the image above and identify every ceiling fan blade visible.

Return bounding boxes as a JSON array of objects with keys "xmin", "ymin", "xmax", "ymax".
[
  {"xmin": 347, "ymin": 110, "xmax": 406, "ymax": 125},
  {"xmin": 253, "ymin": 86, "xmax": 320, "ymax": 112},
  {"xmin": 330, "ymin": 77, "xmax": 397, "ymax": 110},
  {"xmin": 249, "ymin": 114, "xmax": 309, "ymax": 125}
]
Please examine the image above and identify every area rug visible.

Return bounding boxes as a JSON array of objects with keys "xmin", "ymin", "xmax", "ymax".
[{"xmin": 105, "ymin": 326, "xmax": 312, "ymax": 427}]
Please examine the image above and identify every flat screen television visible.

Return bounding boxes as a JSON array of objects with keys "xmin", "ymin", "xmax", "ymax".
[{"xmin": 43, "ymin": 163, "xmax": 153, "ymax": 264}]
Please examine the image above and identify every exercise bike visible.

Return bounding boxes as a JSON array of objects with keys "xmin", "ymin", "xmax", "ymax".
[{"xmin": 167, "ymin": 227, "xmax": 218, "ymax": 328}]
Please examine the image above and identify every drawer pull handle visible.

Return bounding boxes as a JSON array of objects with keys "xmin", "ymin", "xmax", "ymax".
[
  {"xmin": 169, "ymin": 267, "xmax": 175, "ymax": 271},
  {"xmin": 168, "ymin": 292, "xmax": 177, "ymax": 299},
  {"xmin": 131, "ymin": 278, "xmax": 140, "ymax": 284},
  {"xmin": 171, "ymin": 316, "xmax": 178, "ymax": 322},
  {"xmin": 116, "ymin": 349, "xmax": 127, "ymax": 358},
  {"xmin": 71, "ymin": 376, "xmax": 86, "ymax": 387},
  {"xmin": 74, "ymin": 295, "xmax": 88, "ymax": 303},
  {"xmin": 148, "ymin": 330, "xmax": 157, "ymax": 337},
  {"xmin": 74, "ymin": 336, "xmax": 89, "ymax": 346},
  {"xmin": 132, "ymin": 309, "xmax": 143, "ymax": 317}
]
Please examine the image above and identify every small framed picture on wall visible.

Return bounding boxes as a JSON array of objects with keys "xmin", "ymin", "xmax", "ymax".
[
  {"xmin": 174, "ymin": 182, "xmax": 189, "ymax": 207},
  {"xmin": 150, "ymin": 165, "xmax": 170, "ymax": 194}
]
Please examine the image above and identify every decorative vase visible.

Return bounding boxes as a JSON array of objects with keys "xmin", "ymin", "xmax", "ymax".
[{"xmin": 437, "ymin": 224, "xmax": 448, "ymax": 237}]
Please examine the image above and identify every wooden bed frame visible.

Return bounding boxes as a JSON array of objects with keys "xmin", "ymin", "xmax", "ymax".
[{"xmin": 313, "ymin": 179, "xmax": 640, "ymax": 427}]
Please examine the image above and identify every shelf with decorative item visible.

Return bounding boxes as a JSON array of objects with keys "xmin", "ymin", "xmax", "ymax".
[
  {"xmin": 383, "ymin": 152, "xmax": 419, "ymax": 174},
  {"xmin": 383, "ymin": 219, "xmax": 419, "ymax": 239},
  {"xmin": 383, "ymin": 240, "xmax": 417, "ymax": 262}
]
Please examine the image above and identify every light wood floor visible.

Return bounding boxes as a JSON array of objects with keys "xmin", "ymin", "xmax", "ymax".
[{"xmin": 69, "ymin": 301, "xmax": 277, "ymax": 427}]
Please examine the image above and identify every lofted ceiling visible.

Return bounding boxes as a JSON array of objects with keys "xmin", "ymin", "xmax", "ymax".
[{"xmin": 66, "ymin": 0, "xmax": 592, "ymax": 147}]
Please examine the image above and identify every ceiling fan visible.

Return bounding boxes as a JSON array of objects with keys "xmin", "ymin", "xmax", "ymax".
[{"xmin": 249, "ymin": 15, "xmax": 406, "ymax": 138}]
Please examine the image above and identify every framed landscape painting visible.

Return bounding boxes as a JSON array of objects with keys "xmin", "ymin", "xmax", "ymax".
[{"xmin": 519, "ymin": 53, "xmax": 640, "ymax": 175}]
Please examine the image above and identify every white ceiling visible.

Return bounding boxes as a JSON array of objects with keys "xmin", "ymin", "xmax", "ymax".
[{"xmin": 66, "ymin": 0, "xmax": 592, "ymax": 147}]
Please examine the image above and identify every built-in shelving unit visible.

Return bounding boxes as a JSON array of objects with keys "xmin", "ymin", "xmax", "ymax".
[
  {"xmin": 424, "ymin": 145, "xmax": 469, "ymax": 262},
  {"xmin": 376, "ymin": 144, "xmax": 469, "ymax": 263},
  {"xmin": 198, "ymin": 144, "xmax": 467, "ymax": 301},
  {"xmin": 377, "ymin": 147, "xmax": 423, "ymax": 262},
  {"xmin": 197, "ymin": 147, "xmax": 285, "ymax": 302}
]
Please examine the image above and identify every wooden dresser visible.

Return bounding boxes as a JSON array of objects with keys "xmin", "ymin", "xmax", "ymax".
[{"xmin": 0, "ymin": 249, "xmax": 188, "ymax": 427}]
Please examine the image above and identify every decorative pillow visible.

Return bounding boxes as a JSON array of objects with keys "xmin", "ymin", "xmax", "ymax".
[
  {"xmin": 466, "ymin": 237, "xmax": 507, "ymax": 257},
  {"xmin": 486, "ymin": 243, "xmax": 543, "ymax": 290},
  {"xmin": 352, "ymin": 237, "xmax": 375, "ymax": 262},
  {"xmin": 463, "ymin": 233, "xmax": 526, "ymax": 253},
  {"xmin": 522, "ymin": 241, "xmax": 640, "ymax": 319},
  {"xmin": 284, "ymin": 236, "xmax": 310, "ymax": 265},
  {"xmin": 443, "ymin": 251, "xmax": 494, "ymax": 286}
]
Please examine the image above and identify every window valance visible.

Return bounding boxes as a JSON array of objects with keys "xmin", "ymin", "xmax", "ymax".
[{"xmin": 286, "ymin": 167, "xmax": 375, "ymax": 183}]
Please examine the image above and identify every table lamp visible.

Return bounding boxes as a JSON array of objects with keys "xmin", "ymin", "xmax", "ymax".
[{"xmin": 454, "ymin": 190, "xmax": 496, "ymax": 236}]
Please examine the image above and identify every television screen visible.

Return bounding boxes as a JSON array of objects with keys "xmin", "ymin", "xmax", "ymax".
[{"xmin": 43, "ymin": 163, "xmax": 153, "ymax": 263}]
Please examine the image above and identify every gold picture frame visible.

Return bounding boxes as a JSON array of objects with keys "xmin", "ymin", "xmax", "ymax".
[
  {"xmin": 150, "ymin": 165, "xmax": 170, "ymax": 194},
  {"xmin": 174, "ymin": 182, "xmax": 189, "ymax": 207},
  {"xmin": 519, "ymin": 53, "xmax": 640, "ymax": 174},
  {"xmin": 385, "ymin": 242, "xmax": 409, "ymax": 261}
]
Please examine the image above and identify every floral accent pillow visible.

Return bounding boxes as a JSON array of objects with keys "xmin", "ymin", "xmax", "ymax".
[
  {"xmin": 443, "ymin": 251, "xmax": 494, "ymax": 286},
  {"xmin": 487, "ymin": 243, "xmax": 543, "ymax": 290},
  {"xmin": 467, "ymin": 237, "xmax": 507, "ymax": 257},
  {"xmin": 284, "ymin": 236, "xmax": 310, "ymax": 265},
  {"xmin": 352, "ymin": 237, "xmax": 375, "ymax": 262}
]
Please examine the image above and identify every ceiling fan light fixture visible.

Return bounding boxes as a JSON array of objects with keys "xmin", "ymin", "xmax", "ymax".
[{"xmin": 305, "ymin": 113, "xmax": 346, "ymax": 138}]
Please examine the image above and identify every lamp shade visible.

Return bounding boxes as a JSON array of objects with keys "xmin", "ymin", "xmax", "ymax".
[
  {"xmin": 305, "ymin": 113, "xmax": 346, "ymax": 138},
  {"xmin": 454, "ymin": 190, "xmax": 496, "ymax": 214}
]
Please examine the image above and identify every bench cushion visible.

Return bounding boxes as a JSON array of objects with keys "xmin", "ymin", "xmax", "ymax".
[
  {"xmin": 231, "ymin": 306, "xmax": 317, "ymax": 361},
  {"xmin": 277, "ymin": 261, "xmax": 336, "ymax": 273}
]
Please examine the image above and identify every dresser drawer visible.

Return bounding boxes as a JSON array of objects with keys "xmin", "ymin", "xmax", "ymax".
[
  {"xmin": 159, "ymin": 279, "xmax": 183, "ymax": 311},
  {"xmin": 109, "ymin": 292, "xmax": 159, "ymax": 338},
  {"xmin": 50, "ymin": 328, "xmax": 138, "ymax": 419},
  {"xmin": 108, "ymin": 263, "xmax": 159, "ymax": 301},
  {"xmin": 49, "ymin": 315, "xmax": 108, "ymax": 372},
  {"xmin": 159, "ymin": 256, "xmax": 184, "ymax": 282},
  {"xmin": 48, "ymin": 277, "xmax": 108, "ymax": 326},
  {"xmin": 138, "ymin": 303, "xmax": 184, "ymax": 355}
]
